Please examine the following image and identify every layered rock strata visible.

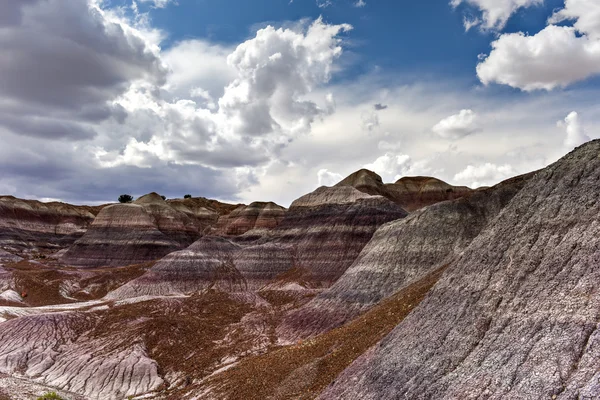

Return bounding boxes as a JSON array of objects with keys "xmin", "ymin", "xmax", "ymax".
[
  {"xmin": 216, "ymin": 202, "xmax": 287, "ymax": 236},
  {"xmin": 274, "ymin": 189, "xmax": 407, "ymax": 284},
  {"xmin": 0, "ymin": 196, "xmax": 101, "ymax": 250},
  {"xmin": 336, "ymin": 169, "xmax": 473, "ymax": 211},
  {"xmin": 60, "ymin": 193, "xmax": 199, "ymax": 268},
  {"xmin": 107, "ymin": 237, "xmax": 247, "ymax": 299},
  {"xmin": 279, "ymin": 173, "xmax": 533, "ymax": 339},
  {"xmin": 108, "ymin": 186, "xmax": 406, "ymax": 299},
  {"xmin": 319, "ymin": 140, "xmax": 600, "ymax": 399}
]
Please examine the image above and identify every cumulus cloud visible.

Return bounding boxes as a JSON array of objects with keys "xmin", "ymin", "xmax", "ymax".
[
  {"xmin": 162, "ymin": 40, "xmax": 235, "ymax": 101},
  {"xmin": 364, "ymin": 153, "xmax": 411, "ymax": 182},
  {"xmin": 432, "ymin": 109, "xmax": 480, "ymax": 139},
  {"xmin": 477, "ymin": 26, "xmax": 600, "ymax": 91},
  {"xmin": 0, "ymin": 1, "xmax": 352, "ymax": 204},
  {"xmin": 476, "ymin": 0, "xmax": 600, "ymax": 91},
  {"xmin": 137, "ymin": 0, "xmax": 175, "ymax": 8},
  {"xmin": 1, "ymin": 0, "xmax": 596, "ymax": 207},
  {"xmin": 106, "ymin": 17, "xmax": 352, "ymax": 171},
  {"xmin": 451, "ymin": 0, "xmax": 542, "ymax": 30},
  {"xmin": 453, "ymin": 163, "xmax": 514, "ymax": 187},
  {"xmin": 559, "ymin": 111, "xmax": 590, "ymax": 149},
  {"xmin": 550, "ymin": 0, "xmax": 600, "ymax": 39},
  {"xmin": 317, "ymin": 169, "xmax": 344, "ymax": 186}
]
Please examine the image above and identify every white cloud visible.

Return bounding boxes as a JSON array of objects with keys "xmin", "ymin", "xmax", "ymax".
[
  {"xmin": 364, "ymin": 153, "xmax": 412, "ymax": 182},
  {"xmin": 362, "ymin": 111, "xmax": 380, "ymax": 131},
  {"xmin": 106, "ymin": 17, "xmax": 352, "ymax": 170},
  {"xmin": 453, "ymin": 163, "xmax": 514, "ymax": 187},
  {"xmin": 549, "ymin": 0, "xmax": 600, "ymax": 39},
  {"xmin": 476, "ymin": 0, "xmax": 600, "ymax": 91},
  {"xmin": 162, "ymin": 40, "xmax": 235, "ymax": 101},
  {"xmin": 463, "ymin": 17, "xmax": 481, "ymax": 32},
  {"xmin": 1, "ymin": 0, "xmax": 598, "ymax": 208},
  {"xmin": 477, "ymin": 26, "xmax": 600, "ymax": 91},
  {"xmin": 137, "ymin": 0, "xmax": 175, "ymax": 8},
  {"xmin": 432, "ymin": 109, "xmax": 480, "ymax": 139},
  {"xmin": 317, "ymin": 169, "xmax": 343, "ymax": 186},
  {"xmin": 451, "ymin": 0, "xmax": 542, "ymax": 30},
  {"xmin": 559, "ymin": 111, "xmax": 590, "ymax": 148},
  {"xmin": 355, "ymin": 0, "xmax": 367, "ymax": 7}
]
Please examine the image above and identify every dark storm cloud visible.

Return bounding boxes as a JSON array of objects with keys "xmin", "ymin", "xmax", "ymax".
[
  {"xmin": 0, "ymin": 138, "xmax": 239, "ymax": 203},
  {"xmin": 374, "ymin": 103, "xmax": 388, "ymax": 110},
  {"xmin": 173, "ymin": 146, "xmax": 271, "ymax": 168},
  {"xmin": 0, "ymin": 0, "xmax": 166, "ymax": 140},
  {"xmin": 0, "ymin": 112, "xmax": 97, "ymax": 140}
]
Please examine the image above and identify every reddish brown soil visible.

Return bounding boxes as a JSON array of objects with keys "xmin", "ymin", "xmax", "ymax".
[
  {"xmin": 88, "ymin": 291, "xmax": 256, "ymax": 393},
  {"xmin": 193, "ymin": 266, "xmax": 447, "ymax": 400},
  {"xmin": 257, "ymin": 290, "xmax": 316, "ymax": 308},
  {"xmin": 3, "ymin": 261, "xmax": 153, "ymax": 306}
]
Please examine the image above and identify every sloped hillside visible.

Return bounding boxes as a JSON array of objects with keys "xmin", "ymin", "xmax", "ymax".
[
  {"xmin": 279, "ymin": 172, "xmax": 533, "ymax": 340},
  {"xmin": 320, "ymin": 140, "xmax": 600, "ymax": 399}
]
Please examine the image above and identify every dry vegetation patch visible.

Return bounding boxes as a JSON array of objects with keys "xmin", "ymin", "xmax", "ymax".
[{"xmin": 192, "ymin": 266, "xmax": 446, "ymax": 400}]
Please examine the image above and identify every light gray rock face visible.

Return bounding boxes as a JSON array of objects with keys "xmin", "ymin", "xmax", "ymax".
[
  {"xmin": 107, "ymin": 236, "xmax": 247, "ymax": 299},
  {"xmin": 0, "ymin": 311, "xmax": 163, "ymax": 399},
  {"xmin": 280, "ymin": 173, "xmax": 533, "ymax": 340},
  {"xmin": 0, "ymin": 249, "xmax": 21, "ymax": 265},
  {"xmin": 319, "ymin": 140, "xmax": 600, "ymax": 400}
]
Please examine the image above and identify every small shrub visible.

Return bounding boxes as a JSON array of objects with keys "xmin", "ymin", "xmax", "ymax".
[
  {"xmin": 184, "ymin": 194, "xmax": 192, "ymax": 199},
  {"xmin": 37, "ymin": 392, "xmax": 64, "ymax": 400},
  {"xmin": 118, "ymin": 194, "xmax": 134, "ymax": 203},
  {"xmin": 161, "ymin": 195, "xmax": 166, "ymax": 200}
]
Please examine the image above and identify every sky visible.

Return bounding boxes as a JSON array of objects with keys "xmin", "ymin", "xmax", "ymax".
[{"xmin": 0, "ymin": 0, "xmax": 599, "ymax": 206}]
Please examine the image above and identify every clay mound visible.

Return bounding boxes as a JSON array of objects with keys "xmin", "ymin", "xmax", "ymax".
[
  {"xmin": 113, "ymin": 186, "xmax": 406, "ymax": 299},
  {"xmin": 216, "ymin": 202, "xmax": 286, "ymax": 236},
  {"xmin": 334, "ymin": 169, "xmax": 473, "ymax": 211},
  {"xmin": 234, "ymin": 242, "xmax": 296, "ymax": 290},
  {"xmin": 335, "ymin": 169, "xmax": 386, "ymax": 196},
  {"xmin": 168, "ymin": 203, "xmax": 219, "ymax": 233},
  {"xmin": 319, "ymin": 140, "xmax": 600, "ymax": 399},
  {"xmin": 107, "ymin": 236, "xmax": 246, "ymax": 299},
  {"xmin": 279, "ymin": 172, "xmax": 534, "ymax": 340},
  {"xmin": 167, "ymin": 196, "xmax": 242, "ymax": 216},
  {"xmin": 274, "ymin": 194, "xmax": 407, "ymax": 285},
  {"xmin": 386, "ymin": 176, "xmax": 473, "ymax": 211},
  {"xmin": 290, "ymin": 186, "xmax": 372, "ymax": 207},
  {"xmin": 59, "ymin": 201, "xmax": 186, "ymax": 268},
  {"xmin": 133, "ymin": 192, "xmax": 199, "ymax": 244},
  {"xmin": 0, "ymin": 196, "xmax": 102, "ymax": 250}
]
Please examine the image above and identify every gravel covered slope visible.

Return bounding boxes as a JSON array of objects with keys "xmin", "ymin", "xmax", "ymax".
[{"xmin": 319, "ymin": 140, "xmax": 600, "ymax": 399}]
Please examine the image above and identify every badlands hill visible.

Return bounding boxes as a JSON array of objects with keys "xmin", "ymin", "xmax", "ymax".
[
  {"xmin": 0, "ymin": 142, "xmax": 599, "ymax": 399},
  {"xmin": 336, "ymin": 168, "xmax": 473, "ymax": 211}
]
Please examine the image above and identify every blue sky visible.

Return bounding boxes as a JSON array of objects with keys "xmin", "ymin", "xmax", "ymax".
[
  {"xmin": 0, "ymin": 0, "xmax": 598, "ymax": 205},
  {"xmin": 133, "ymin": 0, "xmax": 562, "ymax": 81}
]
